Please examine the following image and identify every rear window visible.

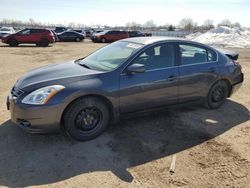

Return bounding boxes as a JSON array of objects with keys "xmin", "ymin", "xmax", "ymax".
[
  {"xmin": 179, "ymin": 44, "xmax": 217, "ymax": 65},
  {"xmin": 207, "ymin": 49, "xmax": 217, "ymax": 61}
]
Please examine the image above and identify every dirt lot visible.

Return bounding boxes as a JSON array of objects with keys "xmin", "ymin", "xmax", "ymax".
[{"xmin": 0, "ymin": 40, "xmax": 249, "ymax": 188}]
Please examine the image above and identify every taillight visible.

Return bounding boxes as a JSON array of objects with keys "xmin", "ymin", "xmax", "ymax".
[
  {"xmin": 234, "ymin": 60, "xmax": 242, "ymax": 69},
  {"xmin": 49, "ymin": 32, "xmax": 53, "ymax": 37}
]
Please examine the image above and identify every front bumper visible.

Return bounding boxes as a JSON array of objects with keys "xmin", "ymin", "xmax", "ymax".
[{"xmin": 7, "ymin": 95, "xmax": 63, "ymax": 134}]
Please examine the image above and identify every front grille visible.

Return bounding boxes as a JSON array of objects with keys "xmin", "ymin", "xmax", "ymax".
[{"xmin": 11, "ymin": 86, "xmax": 23, "ymax": 98}]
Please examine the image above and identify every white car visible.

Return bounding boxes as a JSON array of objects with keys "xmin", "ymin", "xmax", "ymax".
[{"xmin": 0, "ymin": 27, "xmax": 15, "ymax": 38}]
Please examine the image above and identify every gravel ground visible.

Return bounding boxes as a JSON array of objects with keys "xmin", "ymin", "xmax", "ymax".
[{"xmin": 0, "ymin": 41, "xmax": 249, "ymax": 188}]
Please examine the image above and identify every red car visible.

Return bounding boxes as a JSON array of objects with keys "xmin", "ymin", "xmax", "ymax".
[
  {"xmin": 2, "ymin": 28, "xmax": 55, "ymax": 47},
  {"xmin": 91, "ymin": 30, "xmax": 129, "ymax": 43}
]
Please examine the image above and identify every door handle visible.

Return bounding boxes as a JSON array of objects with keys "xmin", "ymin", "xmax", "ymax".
[
  {"xmin": 167, "ymin": 75, "xmax": 176, "ymax": 82},
  {"xmin": 208, "ymin": 67, "xmax": 216, "ymax": 73}
]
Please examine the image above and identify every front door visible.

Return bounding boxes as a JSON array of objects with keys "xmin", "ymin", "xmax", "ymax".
[
  {"xmin": 15, "ymin": 29, "xmax": 32, "ymax": 43},
  {"xmin": 119, "ymin": 43, "xmax": 179, "ymax": 113}
]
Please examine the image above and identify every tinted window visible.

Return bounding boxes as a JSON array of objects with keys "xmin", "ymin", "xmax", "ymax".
[
  {"xmin": 63, "ymin": 32, "xmax": 75, "ymax": 36},
  {"xmin": 133, "ymin": 43, "xmax": 175, "ymax": 70},
  {"xmin": 108, "ymin": 31, "xmax": 115, "ymax": 34},
  {"xmin": 119, "ymin": 31, "xmax": 126, "ymax": 34},
  {"xmin": 19, "ymin": 29, "xmax": 30, "ymax": 35},
  {"xmin": 208, "ymin": 49, "xmax": 217, "ymax": 62},
  {"xmin": 179, "ymin": 44, "xmax": 207, "ymax": 65},
  {"xmin": 30, "ymin": 29, "xmax": 45, "ymax": 34}
]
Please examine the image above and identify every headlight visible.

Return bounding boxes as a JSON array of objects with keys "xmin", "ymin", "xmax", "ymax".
[{"xmin": 21, "ymin": 85, "xmax": 65, "ymax": 105}]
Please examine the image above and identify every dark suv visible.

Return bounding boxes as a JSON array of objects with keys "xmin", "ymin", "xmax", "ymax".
[
  {"xmin": 2, "ymin": 28, "xmax": 56, "ymax": 47},
  {"xmin": 91, "ymin": 30, "xmax": 129, "ymax": 43},
  {"xmin": 128, "ymin": 31, "xmax": 145, "ymax": 38}
]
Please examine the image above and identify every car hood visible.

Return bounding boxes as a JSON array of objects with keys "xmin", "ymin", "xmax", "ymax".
[{"xmin": 15, "ymin": 61, "xmax": 102, "ymax": 91}]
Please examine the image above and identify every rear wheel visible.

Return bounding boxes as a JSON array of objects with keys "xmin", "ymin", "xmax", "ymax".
[
  {"xmin": 40, "ymin": 39, "xmax": 49, "ymax": 47},
  {"xmin": 63, "ymin": 97, "xmax": 110, "ymax": 141},
  {"xmin": 205, "ymin": 80, "xmax": 229, "ymax": 109},
  {"xmin": 8, "ymin": 39, "xmax": 18, "ymax": 47},
  {"xmin": 75, "ymin": 37, "xmax": 81, "ymax": 42}
]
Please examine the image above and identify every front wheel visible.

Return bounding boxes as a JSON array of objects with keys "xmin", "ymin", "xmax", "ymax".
[
  {"xmin": 101, "ymin": 38, "xmax": 106, "ymax": 43},
  {"xmin": 40, "ymin": 39, "xmax": 49, "ymax": 47},
  {"xmin": 63, "ymin": 97, "xmax": 110, "ymax": 141},
  {"xmin": 205, "ymin": 80, "xmax": 229, "ymax": 109},
  {"xmin": 9, "ymin": 39, "xmax": 18, "ymax": 47}
]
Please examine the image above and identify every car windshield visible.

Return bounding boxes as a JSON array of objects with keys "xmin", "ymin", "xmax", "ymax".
[{"xmin": 77, "ymin": 41, "xmax": 143, "ymax": 71}]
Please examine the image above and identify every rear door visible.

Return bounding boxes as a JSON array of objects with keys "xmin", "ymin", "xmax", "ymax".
[
  {"xmin": 105, "ymin": 31, "xmax": 114, "ymax": 41},
  {"xmin": 177, "ymin": 43, "xmax": 219, "ymax": 102},
  {"xmin": 59, "ymin": 32, "xmax": 72, "ymax": 41},
  {"xmin": 118, "ymin": 31, "xmax": 127, "ymax": 40},
  {"xmin": 29, "ymin": 29, "xmax": 42, "ymax": 43},
  {"xmin": 119, "ymin": 43, "xmax": 179, "ymax": 113}
]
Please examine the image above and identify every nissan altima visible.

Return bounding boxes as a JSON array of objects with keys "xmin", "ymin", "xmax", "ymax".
[{"xmin": 6, "ymin": 37, "xmax": 244, "ymax": 141}]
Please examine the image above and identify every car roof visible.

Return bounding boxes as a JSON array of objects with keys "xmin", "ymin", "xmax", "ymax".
[
  {"xmin": 120, "ymin": 37, "xmax": 217, "ymax": 51},
  {"xmin": 121, "ymin": 36, "xmax": 189, "ymax": 45}
]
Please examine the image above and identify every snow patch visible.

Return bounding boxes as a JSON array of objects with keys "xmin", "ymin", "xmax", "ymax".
[{"xmin": 186, "ymin": 26, "xmax": 250, "ymax": 48}]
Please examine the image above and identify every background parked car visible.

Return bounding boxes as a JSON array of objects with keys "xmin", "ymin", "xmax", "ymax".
[
  {"xmin": 57, "ymin": 31, "xmax": 85, "ymax": 42},
  {"xmin": 85, "ymin": 29, "xmax": 94, "ymax": 37},
  {"xmin": 128, "ymin": 30, "xmax": 145, "ymax": 38},
  {"xmin": 49, "ymin": 29, "xmax": 59, "ymax": 42},
  {"xmin": 1, "ymin": 28, "xmax": 55, "ymax": 47},
  {"xmin": 0, "ymin": 27, "xmax": 15, "ymax": 38},
  {"xmin": 72, "ymin": 29, "xmax": 86, "ymax": 38},
  {"xmin": 91, "ymin": 30, "xmax": 129, "ymax": 43},
  {"xmin": 143, "ymin": 32, "xmax": 152, "ymax": 36},
  {"xmin": 54, "ymin": 27, "xmax": 68, "ymax": 34}
]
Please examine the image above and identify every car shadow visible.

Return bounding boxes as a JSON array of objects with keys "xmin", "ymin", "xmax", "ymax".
[
  {"xmin": 0, "ymin": 99, "xmax": 249, "ymax": 187},
  {"xmin": 0, "ymin": 44, "xmax": 53, "ymax": 48}
]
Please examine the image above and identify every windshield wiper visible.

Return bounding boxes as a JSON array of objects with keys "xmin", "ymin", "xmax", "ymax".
[
  {"xmin": 78, "ymin": 63, "xmax": 91, "ymax": 69},
  {"xmin": 74, "ymin": 57, "xmax": 85, "ymax": 62}
]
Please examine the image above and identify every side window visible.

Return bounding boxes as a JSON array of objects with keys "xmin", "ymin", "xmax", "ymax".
[
  {"xmin": 68, "ymin": 32, "xmax": 75, "ymax": 36},
  {"xmin": 179, "ymin": 44, "xmax": 207, "ymax": 65},
  {"xmin": 208, "ymin": 49, "xmax": 217, "ymax": 62},
  {"xmin": 133, "ymin": 43, "xmax": 175, "ymax": 70},
  {"xmin": 20, "ymin": 29, "xmax": 30, "ymax": 35},
  {"xmin": 30, "ymin": 29, "xmax": 42, "ymax": 34}
]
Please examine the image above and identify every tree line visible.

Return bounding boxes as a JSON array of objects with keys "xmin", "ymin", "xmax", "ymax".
[{"xmin": 0, "ymin": 18, "xmax": 242, "ymax": 32}]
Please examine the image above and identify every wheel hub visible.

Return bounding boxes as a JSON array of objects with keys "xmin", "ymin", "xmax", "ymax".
[
  {"xmin": 75, "ymin": 107, "xmax": 101, "ymax": 131},
  {"xmin": 212, "ymin": 86, "xmax": 224, "ymax": 102}
]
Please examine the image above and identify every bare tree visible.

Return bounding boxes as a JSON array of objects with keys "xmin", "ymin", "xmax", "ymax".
[
  {"xmin": 178, "ymin": 18, "xmax": 197, "ymax": 31},
  {"xmin": 203, "ymin": 19, "xmax": 214, "ymax": 30},
  {"xmin": 143, "ymin": 20, "xmax": 157, "ymax": 28},
  {"xmin": 232, "ymin": 22, "xmax": 241, "ymax": 28},
  {"xmin": 126, "ymin": 22, "xmax": 141, "ymax": 30},
  {"xmin": 218, "ymin": 19, "xmax": 232, "ymax": 27}
]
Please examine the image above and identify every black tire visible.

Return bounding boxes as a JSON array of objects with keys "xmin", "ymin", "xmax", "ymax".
[
  {"xmin": 40, "ymin": 39, "xmax": 49, "ymax": 47},
  {"xmin": 75, "ymin": 37, "xmax": 81, "ymax": 42},
  {"xmin": 205, "ymin": 80, "xmax": 229, "ymax": 109},
  {"xmin": 8, "ymin": 39, "xmax": 18, "ymax": 47},
  {"xmin": 63, "ymin": 97, "xmax": 110, "ymax": 141},
  {"xmin": 101, "ymin": 38, "xmax": 106, "ymax": 43}
]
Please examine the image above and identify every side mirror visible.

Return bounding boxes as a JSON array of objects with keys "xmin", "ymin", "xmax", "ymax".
[{"xmin": 127, "ymin": 64, "xmax": 145, "ymax": 74}]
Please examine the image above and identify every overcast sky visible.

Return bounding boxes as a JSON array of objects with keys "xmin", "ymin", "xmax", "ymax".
[{"xmin": 0, "ymin": 0, "xmax": 249, "ymax": 26}]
